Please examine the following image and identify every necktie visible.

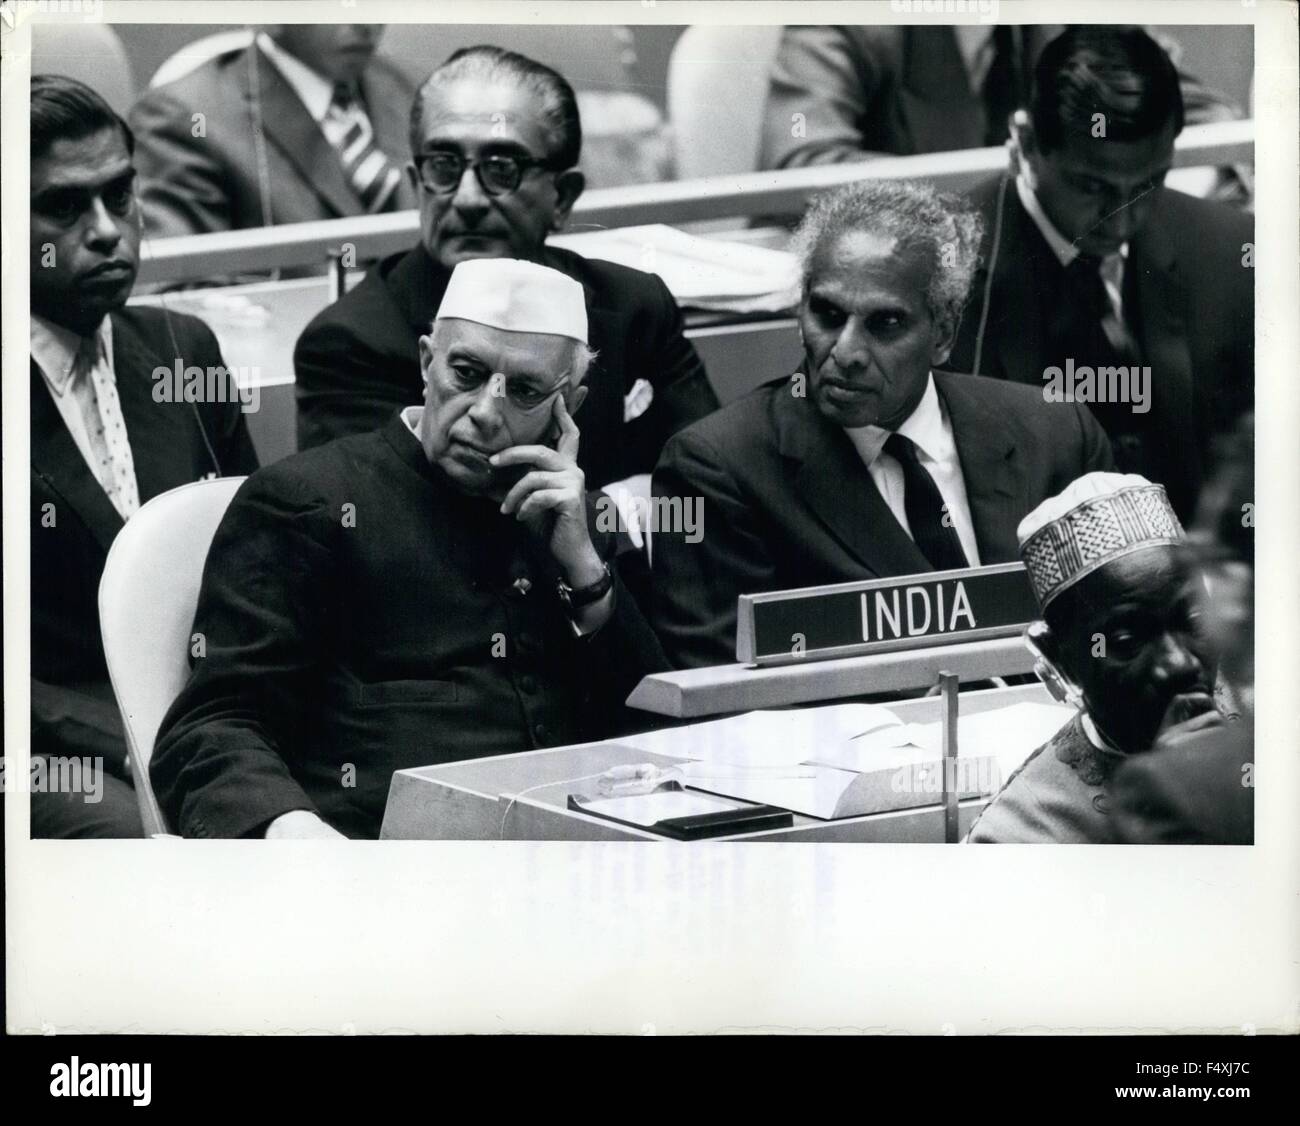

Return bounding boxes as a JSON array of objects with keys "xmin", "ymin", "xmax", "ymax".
[
  {"xmin": 883, "ymin": 432, "xmax": 969, "ymax": 571},
  {"xmin": 981, "ymin": 26, "xmax": 1027, "ymax": 146},
  {"xmin": 329, "ymin": 83, "xmax": 402, "ymax": 213},
  {"xmin": 1062, "ymin": 253, "xmax": 1141, "ymax": 364},
  {"xmin": 75, "ymin": 334, "xmax": 139, "ymax": 519}
]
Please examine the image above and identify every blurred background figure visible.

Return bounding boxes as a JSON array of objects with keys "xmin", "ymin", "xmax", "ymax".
[
  {"xmin": 1109, "ymin": 414, "xmax": 1255, "ymax": 844},
  {"xmin": 129, "ymin": 24, "xmax": 416, "ymax": 236}
]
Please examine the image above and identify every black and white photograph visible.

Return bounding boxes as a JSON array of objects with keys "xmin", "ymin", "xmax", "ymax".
[{"xmin": 4, "ymin": 0, "xmax": 1296, "ymax": 1074}]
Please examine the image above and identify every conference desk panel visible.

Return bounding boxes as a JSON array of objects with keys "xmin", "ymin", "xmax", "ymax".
[{"xmin": 380, "ymin": 682, "xmax": 1056, "ymax": 842}]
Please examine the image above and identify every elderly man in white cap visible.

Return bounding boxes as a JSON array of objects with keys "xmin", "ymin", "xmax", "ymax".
[
  {"xmin": 966, "ymin": 472, "xmax": 1227, "ymax": 844},
  {"xmin": 151, "ymin": 259, "xmax": 668, "ymax": 839}
]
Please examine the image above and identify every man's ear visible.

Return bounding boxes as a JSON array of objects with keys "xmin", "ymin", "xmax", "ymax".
[
  {"xmin": 930, "ymin": 313, "xmax": 958, "ymax": 367},
  {"xmin": 566, "ymin": 383, "xmax": 589, "ymax": 418},
  {"xmin": 418, "ymin": 334, "xmax": 435, "ymax": 387},
  {"xmin": 550, "ymin": 169, "xmax": 585, "ymax": 230}
]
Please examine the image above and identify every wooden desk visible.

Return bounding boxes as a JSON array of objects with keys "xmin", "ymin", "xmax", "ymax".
[{"xmin": 380, "ymin": 682, "xmax": 1057, "ymax": 841}]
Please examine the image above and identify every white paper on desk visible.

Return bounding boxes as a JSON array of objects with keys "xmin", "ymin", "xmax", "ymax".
[
  {"xmin": 668, "ymin": 704, "xmax": 907, "ymax": 768},
  {"xmin": 549, "ymin": 224, "xmax": 799, "ymax": 306},
  {"xmin": 902, "ymin": 702, "xmax": 1076, "ymax": 781},
  {"xmin": 689, "ymin": 764, "xmax": 862, "ymax": 820},
  {"xmin": 576, "ymin": 790, "xmax": 739, "ymax": 827}
]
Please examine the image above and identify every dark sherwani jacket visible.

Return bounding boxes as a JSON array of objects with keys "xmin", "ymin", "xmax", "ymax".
[
  {"xmin": 150, "ymin": 413, "xmax": 670, "ymax": 839},
  {"xmin": 293, "ymin": 244, "xmax": 719, "ymax": 487},
  {"xmin": 650, "ymin": 371, "xmax": 1114, "ymax": 669},
  {"xmin": 32, "ymin": 305, "xmax": 260, "ymax": 775}
]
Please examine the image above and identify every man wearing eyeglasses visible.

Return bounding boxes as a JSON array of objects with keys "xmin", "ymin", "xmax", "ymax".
[
  {"xmin": 294, "ymin": 45, "xmax": 718, "ymax": 499},
  {"xmin": 152, "ymin": 258, "xmax": 669, "ymax": 839}
]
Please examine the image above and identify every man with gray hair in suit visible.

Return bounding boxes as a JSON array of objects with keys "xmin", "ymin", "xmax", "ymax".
[{"xmin": 650, "ymin": 178, "xmax": 1114, "ymax": 669}]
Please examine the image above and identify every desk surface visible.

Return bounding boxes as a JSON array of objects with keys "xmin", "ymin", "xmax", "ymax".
[{"xmin": 380, "ymin": 682, "xmax": 1061, "ymax": 842}]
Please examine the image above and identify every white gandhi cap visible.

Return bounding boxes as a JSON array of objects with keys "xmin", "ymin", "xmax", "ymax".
[{"xmin": 435, "ymin": 258, "xmax": 588, "ymax": 344}]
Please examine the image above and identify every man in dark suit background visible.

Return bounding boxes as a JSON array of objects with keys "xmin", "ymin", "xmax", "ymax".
[
  {"xmin": 293, "ymin": 45, "xmax": 717, "ymax": 495},
  {"xmin": 29, "ymin": 76, "xmax": 259, "ymax": 837},
  {"xmin": 761, "ymin": 24, "xmax": 1062, "ymax": 168},
  {"xmin": 129, "ymin": 24, "xmax": 416, "ymax": 236},
  {"xmin": 948, "ymin": 26, "xmax": 1253, "ymax": 521},
  {"xmin": 651, "ymin": 179, "xmax": 1113, "ymax": 669}
]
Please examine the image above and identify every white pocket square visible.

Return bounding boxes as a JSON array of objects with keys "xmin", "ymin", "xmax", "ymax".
[{"xmin": 623, "ymin": 378, "xmax": 654, "ymax": 423}]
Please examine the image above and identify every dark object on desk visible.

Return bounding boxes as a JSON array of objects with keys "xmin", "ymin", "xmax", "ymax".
[
  {"xmin": 293, "ymin": 244, "xmax": 718, "ymax": 488},
  {"xmin": 568, "ymin": 793, "xmax": 793, "ymax": 840}
]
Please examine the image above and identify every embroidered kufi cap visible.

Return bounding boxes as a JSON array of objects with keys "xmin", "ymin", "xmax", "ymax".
[{"xmin": 1018, "ymin": 473, "xmax": 1184, "ymax": 609}]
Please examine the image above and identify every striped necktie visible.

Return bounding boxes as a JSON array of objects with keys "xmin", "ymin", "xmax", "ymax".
[
  {"xmin": 329, "ymin": 82, "xmax": 402, "ymax": 213},
  {"xmin": 75, "ymin": 333, "xmax": 139, "ymax": 520}
]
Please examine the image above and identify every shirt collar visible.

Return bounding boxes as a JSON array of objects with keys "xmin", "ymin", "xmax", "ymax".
[
  {"xmin": 952, "ymin": 26, "xmax": 996, "ymax": 94},
  {"xmin": 256, "ymin": 33, "xmax": 337, "ymax": 123},
  {"xmin": 31, "ymin": 314, "xmax": 112, "ymax": 395},
  {"xmin": 1015, "ymin": 172, "xmax": 1129, "ymax": 269},
  {"xmin": 844, "ymin": 372, "xmax": 950, "ymax": 466},
  {"xmin": 400, "ymin": 404, "xmax": 423, "ymax": 437}
]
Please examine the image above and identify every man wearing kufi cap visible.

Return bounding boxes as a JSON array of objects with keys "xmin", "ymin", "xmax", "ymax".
[
  {"xmin": 151, "ymin": 258, "xmax": 669, "ymax": 839},
  {"xmin": 967, "ymin": 472, "xmax": 1228, "ymax": 844}
]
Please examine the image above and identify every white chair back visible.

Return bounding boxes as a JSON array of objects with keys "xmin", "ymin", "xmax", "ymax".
[
  {"xmin": 99, "ymin": 477, "xmax": 246, "ymax": 835},
  {"xmin": 666, "ymin": 25, "xmax": 783, "ymax": 179}
]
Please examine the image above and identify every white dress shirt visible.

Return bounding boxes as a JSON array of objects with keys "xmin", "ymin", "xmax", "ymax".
[
  {"xmin": 1015, "ymin": 173, "xmax": 1129, "ymax": 328},
  {"xmin": 843, "ymin": 373, "xmax": 982, "ymax": 567}
]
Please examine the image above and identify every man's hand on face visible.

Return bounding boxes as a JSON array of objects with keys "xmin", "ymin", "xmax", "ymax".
[
  {"xmin": 1152, "ymin": 691, "xmax": 1225, "ymax": 750},
  {"xmin": 263, "ymin": 810, "xmax": 347, "ymax": 840},
  {"xmin": 493, "ymin": 395, "xmax": 606, "ymax": 590}
]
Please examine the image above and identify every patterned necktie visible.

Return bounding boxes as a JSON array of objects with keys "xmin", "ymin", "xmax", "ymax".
[
  {"xmin": 883, "ymin": 432, "xmax": 969, "ymax": 571},
  {"xmin": 75, "ymin": 334, "xmax": 139, "ymax": 519},
  {"xmin": 329, "ymin": 82, "xmax": 402, "ymax": 213}
]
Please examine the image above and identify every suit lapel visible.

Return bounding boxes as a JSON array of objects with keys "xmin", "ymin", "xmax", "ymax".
[
  {"xmin": 774, "ymin": 388, "xmax": 931, "ymax": 577},
  {"xmin": 239, "ymin": 45, "xmax": 361, "ymax": 219},
  {"xmin": 30, "ymin": 360, "xmax": 124, "ymax": 555},
  {"xmin": 935, "ymin": 372, "xmax": 1025, "ymax": 563}
]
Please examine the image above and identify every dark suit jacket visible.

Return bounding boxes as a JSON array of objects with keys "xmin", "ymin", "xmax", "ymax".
[
  {"xmin": 130, "ymin": 43, "xmax": 417, "ymax": 237},
  {"xmin": 651, "ymin": 371, "xmax": 1114, "ymax": 668},
  {"xmin": 150, "ymin": 414, "xmax": 669, "ymax": 839},
  {"xmin": 293, "ymin": 244, "xmax": 719, "ymax": 487},
  {"xmin": 949, "ymin": 175, "xmax": 1254, "ymax": 520},
  {"xmin": 1108, "ymin": 719, "xmax": 1253, "ymax": 844},
  {"xmin": 31, "ymin": 305, "xmax": 260, "ymax": 771},
  {"xmin": 760, "ymin": 25, "xmax": 1062, "ymax": 169}
]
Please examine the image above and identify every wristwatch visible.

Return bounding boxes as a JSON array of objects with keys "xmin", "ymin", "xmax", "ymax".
[{"xmin": 557, "ymin": 562, "xmax": 613, "ymax": 613}]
